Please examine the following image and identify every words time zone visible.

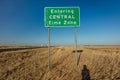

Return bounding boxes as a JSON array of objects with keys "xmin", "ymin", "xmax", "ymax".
[{"xmin": 48, "ymin": 20, "xmax": 77, "ymax": 25}]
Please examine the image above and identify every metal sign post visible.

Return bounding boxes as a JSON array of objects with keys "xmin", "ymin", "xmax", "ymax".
[
  {"xmin": 74, "ymin": 27, "xmax": 78, "ymax": 66},
  {"xmin": 48, "ymin": 27, "xmax": 50, "ymax": 70}
]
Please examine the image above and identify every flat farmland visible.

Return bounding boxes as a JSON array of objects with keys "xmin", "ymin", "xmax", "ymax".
[{"xmin": 0, "ymin": 46, "xmax": 120, "ymax": 80}]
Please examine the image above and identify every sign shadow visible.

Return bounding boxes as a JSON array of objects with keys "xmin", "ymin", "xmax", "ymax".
[
  {"xmin": 72, "ymin": 50, "xmax": 83, "ymax": 65},
  {"xmin": 77, "ymin": 50, "xmax": 83, "ymax": 65}
]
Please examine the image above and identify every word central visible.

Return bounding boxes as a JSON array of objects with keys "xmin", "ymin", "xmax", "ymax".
[{"xmin": 49, "ymin": 15, "xmax": 75, "ymax": 19}]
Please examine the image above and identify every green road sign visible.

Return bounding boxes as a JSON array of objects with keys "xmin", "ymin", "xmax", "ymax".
[{"xmin": 44, "ymin": 7, "xmax": 80, "ymax": 27}]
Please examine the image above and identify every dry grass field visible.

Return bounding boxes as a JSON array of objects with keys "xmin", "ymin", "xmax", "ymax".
[{"xmin": 0, "ymin": 46, "xmax": 120, "ymax": 80}]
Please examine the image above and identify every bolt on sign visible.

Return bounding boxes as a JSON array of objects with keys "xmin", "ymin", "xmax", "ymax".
[{"xmin": 44, "ymin": 7, "xmax": 80, "ymax": 27}]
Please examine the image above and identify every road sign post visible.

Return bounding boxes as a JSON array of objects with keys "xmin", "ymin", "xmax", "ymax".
[
  {"xmin": 48, "ymin": 27, "xmax": 50, "ymax": 70},
  {"xmin": 44, "ymin": 7, "xmax": 80, "ymax": 69},
  {"xmin": 74, "ymin": 27, "xmax": 78, "ymax": 66}
]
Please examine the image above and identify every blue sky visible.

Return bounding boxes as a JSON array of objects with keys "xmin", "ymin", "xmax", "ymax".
[{"xmin": 0, "ymin": 0, "xmax": 120, "ymax": 46}]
